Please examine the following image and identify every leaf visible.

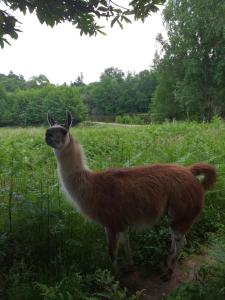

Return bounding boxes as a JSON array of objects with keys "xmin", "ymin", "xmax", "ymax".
[
  {"xmin": 2, "ymin": 38, "xmax": 11, "ymax": 46},
  {"xmin": 46, "ymin": 18, "xmax": 55, "ymax": 27},
  {"xmin": 97, "ymin": 29, "xmax": 107, "ymax": 35},
  {"xmin": 28, "ymin": 5, "xmax": 35, "ymax": 14},
  {"xmin": 94, "ymin": 10, "xmax": 101, "ymax": 18},
  {"xmin": 98, "ymin": 6, "xmax": 108, "ymax": 12},
  {"xmin": 111, "ymin": 15, "xmax": 119, "ymax": 27},
  {"xmin": 121, "ymin": 15, "xmax": 132, "ymax": 24},
  {"xmin": 93, "ymin": 293, "xmax": 110, "ymax": 298},
  {"xmin": 10, "ymin": 31, "xmax": 18, "ymax": 39},
  {"xmin": 124, "ymin": 10, "xmax": 134, "ymax": 15},
  {"xmin": 100, "ymin": 0, "xmax": 108, "ymax": 5},
  {"xmin": 114, "ymin": 8, "xmax": 122, "ymax": 14},
  {"xmin": 117, "ymin": 19, "xmax": 123, "ymax": 29},
  {"xmin": 0, "ymin": 39, "xmax": 4, "ymax": 48}
]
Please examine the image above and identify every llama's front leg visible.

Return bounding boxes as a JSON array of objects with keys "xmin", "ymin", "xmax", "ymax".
[
  {"xmin": 105, "ymin": 228, "xmax": 120, "ymax": 275},
  {"xmin": 162, "ymin": 229, "xmax": 186, "ymax": 281},
  {"xmin": 120, "ymin": 229, "xmax": 134, "ymax": 267}
]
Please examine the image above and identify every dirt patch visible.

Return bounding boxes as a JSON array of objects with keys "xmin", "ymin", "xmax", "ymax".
[{"xmin": 121, "ymin": 255, "xmax": 207, "ymax": 300}]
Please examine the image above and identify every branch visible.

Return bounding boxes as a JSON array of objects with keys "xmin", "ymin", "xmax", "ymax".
[{"xmin": 109, "ymin": 1, "xmax": 129, "ymax": 11}]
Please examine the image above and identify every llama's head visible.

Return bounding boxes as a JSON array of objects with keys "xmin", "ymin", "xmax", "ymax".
[{"xmin": 45, "ymin": 111, "xmax": 72, "ymax": 150}]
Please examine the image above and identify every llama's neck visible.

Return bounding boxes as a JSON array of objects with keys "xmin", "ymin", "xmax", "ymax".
[
  {"xmin": 54, "ymin": 134, "xmax": 90, "ymax": 210},
  {"xmin": 54, "ymin": 133, "xmax": 88, "ymax": 176}
]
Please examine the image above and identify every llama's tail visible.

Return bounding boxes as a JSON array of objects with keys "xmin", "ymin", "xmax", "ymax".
[{"xmin": 189, "ymin": 163, "xmax": 217, "ymax": 190}]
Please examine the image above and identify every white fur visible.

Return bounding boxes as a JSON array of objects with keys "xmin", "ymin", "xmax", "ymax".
[
  {"xmin": 53, "ymin": 141, "xmax": 88, "ymax": 214},
  {"xmin": 58, "ymin": 171, "xmax": 81, "ymax": 212}
]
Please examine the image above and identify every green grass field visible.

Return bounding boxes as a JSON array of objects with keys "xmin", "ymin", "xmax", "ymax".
[{"xmin": 0, "ymin": 120, "xmax": 225, "ymax": 299}]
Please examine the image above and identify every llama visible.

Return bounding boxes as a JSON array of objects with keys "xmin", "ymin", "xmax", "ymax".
[{"xmin": 45, "ymin": 111, "xmax": 217, "ymax": 280}]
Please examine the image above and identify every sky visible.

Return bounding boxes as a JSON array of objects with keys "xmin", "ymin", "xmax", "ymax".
[{"xmin": 0, "ymin": 5, "xmax": 165, "ymax": 85}]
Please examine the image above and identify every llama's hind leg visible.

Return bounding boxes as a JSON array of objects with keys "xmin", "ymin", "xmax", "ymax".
[
  {"xmin": 161, "ymin": 229, "xmax": 186, "ymax": 281},
  {"xmin": 105, "ymin": 228, "xmax": 120, "ymax": 275},
  {"xmin": 166, "ymin": 229, "xmax": 186, "ymax": 270},
  {"xmin": 120, "ymin": 228, "xmax": 134, "ymax": 267}
]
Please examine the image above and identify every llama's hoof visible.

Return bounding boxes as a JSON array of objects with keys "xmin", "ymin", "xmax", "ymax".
[
  {"xmin": 111, "ymin": 267, "xmax": 120, "ymax": 279},
  {"xmin": 160, "ymin": 260, "xmax": 168, "ymax": 273},
  {"xmin": 123, "ymin": 263, "xmax": 135, "ymax": 273},
  {"xmin": 160, "ymin": 268, "xmax": 173, "ymax": 282}
]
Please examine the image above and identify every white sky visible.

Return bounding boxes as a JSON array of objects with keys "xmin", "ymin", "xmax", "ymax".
[{"xmin": 0, "ymin": 5, "xmax": 165, "ymax": 84}]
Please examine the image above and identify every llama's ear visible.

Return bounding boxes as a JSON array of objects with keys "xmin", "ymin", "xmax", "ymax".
[
  {"xmin": 47, "ymin": 112, "xmax": 55, "ymax": 126},
  {"xmin": 64, "ymin": 111, "xmax": 72, "ymax": 129}
]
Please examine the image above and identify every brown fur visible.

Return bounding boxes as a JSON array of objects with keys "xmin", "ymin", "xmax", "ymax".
[
  {"xmin": 45, "ymin": 116, "xmax": 217, "ymax": 278},
  {"xmin": 58, "ymin": 138, "xmax": 216, "ymax": 234}
]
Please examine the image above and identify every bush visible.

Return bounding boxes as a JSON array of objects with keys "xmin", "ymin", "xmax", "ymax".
[
  {"xmin": 1, "ymin": 85, "xmax": 87, "ymax": 126},
  {"xmin": 115, "ymin": 114, "xmax": 146, "ymax": 125}
]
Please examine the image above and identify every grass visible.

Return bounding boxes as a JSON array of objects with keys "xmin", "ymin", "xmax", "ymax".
[{"xmin": 0, "ymin": 118, "xmax": 225, "ymax": 299}]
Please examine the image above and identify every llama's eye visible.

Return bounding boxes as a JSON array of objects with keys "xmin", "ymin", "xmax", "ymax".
[
  {"xmin": 46, "ymin": 132, "xmax": 52, "ymax": 137},
  {"xmin": 60, "ymin": 129, "xmax": 68, "ymax": 136}
]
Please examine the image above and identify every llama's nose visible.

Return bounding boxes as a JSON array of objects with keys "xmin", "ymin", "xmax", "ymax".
[
  {"xmin": 45, "ymin": 131, "xmax": 54, "ymax": 145},
  {"xmin": 46, "ymin": 130, "xmax": 53, "ymax": 138}
]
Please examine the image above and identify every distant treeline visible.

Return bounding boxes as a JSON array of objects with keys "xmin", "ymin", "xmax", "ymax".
[
  {"xmin": 0, "ymin": 69, "xmax": 157, "ymax": 126},
  {"xmin": 1, "ymin": 0, "xmax": 225, "ymax": 126},
  {"xmin": 0, "ymin": 74, "xmax": 87, "ymax": 126}
]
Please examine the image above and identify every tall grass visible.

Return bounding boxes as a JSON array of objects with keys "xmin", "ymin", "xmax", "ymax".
[{"xmin": 0, "ymin": 119, "xmax": 225, "ymax": 299}]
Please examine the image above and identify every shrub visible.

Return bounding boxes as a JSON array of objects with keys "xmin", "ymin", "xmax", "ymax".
[{"xmin": 115, "ymin": 114, "xmax": 146, "ymax": 125}]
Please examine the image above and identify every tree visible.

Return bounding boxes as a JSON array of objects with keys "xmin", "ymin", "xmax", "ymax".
[
  {"xmin": 118, "ymin": 70, "xmax": 157, "ymax": 114},
  {"xmin": 152, "ymin": 0, "xmax": 225, "ymax": 121},
  {"xmin": 0, "ymin": 0, "xmax": 166, "ymax": 48},
  {"xmin": 8, "ymin": 85, "xmax": 87, "ymax": 126},
  {"xmin": 26, "ymin": 74, "xmax": 50, "ymax": 88},
  {"xmin": 83, "ymin": 67, "xmax": 125, "ymax": 115},
  {"xmin": 85, "ymin": 74, "xmax": 122, "ymax": 115},
  {"xmin": 100, "ymin": 67, "xmax": 125, "ymax": 81},
  {"xmin": 71, "ymin": 73, "xmax": 85, "ymax": 87},
  {"xmin": 0, "ymin": 84, "xmax": 14, "ymax": 125},
  {"xmin": 0, "ymin": 71, "xmax": 26, "ymax": 91},
  {"xmin": 83, "ymin": 67, "xmax": 157, "ymax": 115}
]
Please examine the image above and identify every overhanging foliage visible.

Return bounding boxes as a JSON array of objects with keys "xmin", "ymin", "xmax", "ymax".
[{"xmin": 0, "ymin": 0, "xmax": 165, "ymax": 48}]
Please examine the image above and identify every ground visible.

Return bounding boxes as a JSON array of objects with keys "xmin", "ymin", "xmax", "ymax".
[{"xmin": 121, "ymin": 254, "xmax": 207, "ymax": 300}]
